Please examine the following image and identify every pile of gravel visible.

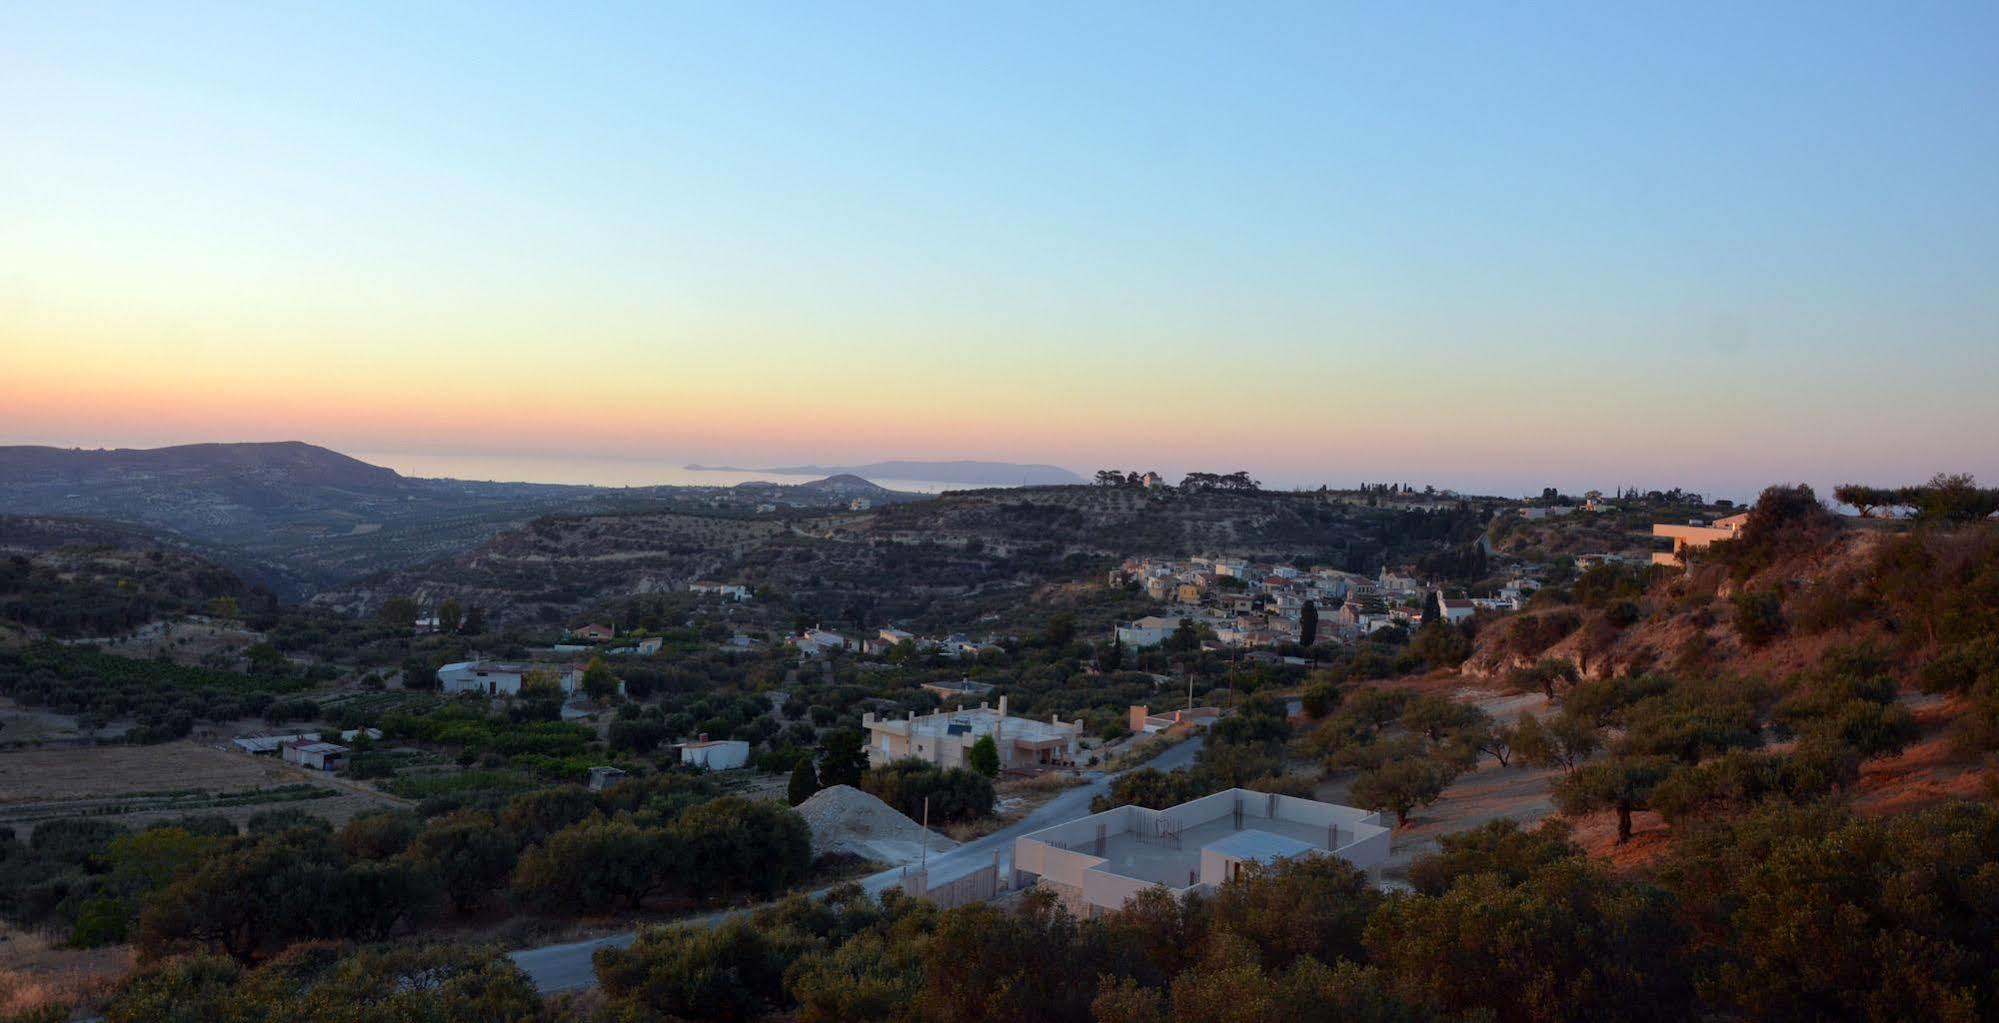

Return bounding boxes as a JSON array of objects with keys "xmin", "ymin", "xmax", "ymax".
[{"xmin": 794, "ymin": 784, "xmax": 960, "ymax": 866}]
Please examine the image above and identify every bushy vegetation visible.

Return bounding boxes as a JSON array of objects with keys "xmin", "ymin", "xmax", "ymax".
[
  {"xmin": 860, "ymin": 760, "xmax": 995, "ymax": 825},
  {"xmin": 0, "ymin": 643, "xmax": 314, "ymax": 742}
]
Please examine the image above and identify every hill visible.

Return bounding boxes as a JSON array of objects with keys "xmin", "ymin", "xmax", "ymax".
[
  {"xmin": 1460, "ymin": 487, "xmax": 1999, "ymax": 830},
  {"xmin": 0, "ymin": 440, "xmax": 401, "ymax": 489},
  {"xmin": 732, "ymin": 460, "xmax": 1085, "ymax": 486},
  {"xmin": 0, "ymin": 444, "xmax": 942, "ymax": 597},
  {"xmin": 316, "ymin": 484, "xmax": 1500, "ymax": 629}
]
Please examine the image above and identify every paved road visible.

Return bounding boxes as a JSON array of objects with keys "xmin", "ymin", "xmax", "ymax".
[{"xmin": 509, "ymin": 735, "xmax": 1204, "ymax": 993}]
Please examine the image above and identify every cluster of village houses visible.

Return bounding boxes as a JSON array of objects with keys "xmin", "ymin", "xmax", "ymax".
[
  {"xmin": 786, "ymin": 624, "xmax": 1007, "ymax": 660},
  {"xmin": 1110, "ymin": 557, "xmax": 1540, "ymax": 651}
]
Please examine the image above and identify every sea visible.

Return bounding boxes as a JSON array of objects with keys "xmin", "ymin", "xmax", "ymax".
[{"xmin": 348, "ymin": 451, "xmax": 993, "ymax": 494}]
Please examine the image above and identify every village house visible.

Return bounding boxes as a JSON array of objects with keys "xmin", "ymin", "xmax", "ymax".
[
  {"xmin": 1116, "ymin": 614, "xmax": 1191, "ymax": 650},
  {"xmin": 922, "ymin": 678, "xmax": 996, "ymax": 703},
  {"xmin": 1434, "ymin": 592, "xmax": 1477, "ymax": 625},
  {"xmin": 937, "ymin": 634, "xmax": 1003, "ymax": 660},
  {"xmin": 689, "ymin": 581, "xmax": 752, "ymax": 601},
  {"xmin": 791, "ymin": 628, "xmax": 850, "ymax": 656},
  {"xmin": 567, "ymin": 623, "xmax": 615, "ymax": 641},
  {"xmin": 862, "ymin": 696, "xmax": 1081, "ymax": 771},
  {"xmin": 608, "ymin": 636, "xmax": 664, "ymax": 657},
  {"xmin": 1376, "ymin": 568, "xmax": 1421, "ymax": 597},
  {"xmin": 436, "ymin": 660, "xmax": 584, "ymax": 696}
]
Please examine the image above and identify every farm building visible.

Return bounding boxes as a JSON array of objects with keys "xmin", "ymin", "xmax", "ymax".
[
  {"xmin": 233, "ymin": 732, "xmax": 320, "ymax": 755},
  {"xmin": 282, "ymin": 740, "xmax": 348, "ymax": 771}
]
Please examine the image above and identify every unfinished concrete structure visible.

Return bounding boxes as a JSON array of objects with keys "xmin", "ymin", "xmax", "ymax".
[
  {"xmin": 862, "ymin": 695, "xmax": 1081, "ymax": 771},
  {"xmin": 1012, "ymin": 789, "xmax": 1391, "ymax": 916},
  {"xmin": 1128, "ymin": 704, "xmax": 1221, "ymax": 735}
]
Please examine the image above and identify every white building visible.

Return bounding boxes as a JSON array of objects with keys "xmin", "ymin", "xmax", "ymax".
[
  {"xmin": 792, "ymin": 629, "xmax": 849, "ymax": 656},
  {"xmin": 690, "ymin": 581, "xmax": 752, "ymax": 601},
  {"xmin": 1115, "ymin": 614, "xmax": 1192, "ymax": 650},
  {"xmin": 1433, "ymin": 592, "xmax": 1477, "ymax": 625},
  {"xmin": 680, "ymin": 737, "xmax": 751, "ymax": 771},
  {"xmin": 862, "ymin": 696, "xmax": 1081, "ymax": 771},
  {"xmin": 436, "ymin": 661, "xmax": 583, "ymax": 696},
  {"xmin": 233, "ymin": 732, "xmax": 319, "ymax": 755},
  {"xmin": 1012, "ymin": 789, "xmax": 1390, "ymax": 917}
]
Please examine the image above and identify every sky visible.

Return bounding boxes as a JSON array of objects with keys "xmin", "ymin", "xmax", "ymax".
[{"xmin": 4, "ymin": 2, "xmax": 1997, "ymax": 499}]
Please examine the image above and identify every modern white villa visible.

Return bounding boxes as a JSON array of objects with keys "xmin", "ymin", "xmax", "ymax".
[{"xmin": 1012, "ymin": 789, "xmax": 1391, "ymax": 917}]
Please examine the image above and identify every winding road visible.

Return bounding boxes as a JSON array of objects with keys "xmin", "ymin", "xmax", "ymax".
[{"xmin": 509, "ymin": 734, "xmax": 1205, "ymax": 993}]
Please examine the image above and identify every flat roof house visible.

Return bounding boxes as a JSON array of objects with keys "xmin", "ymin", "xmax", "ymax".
[
  {"xmin": 436, "ymin": 661, "xmax": 584, "ymax": 696},
  {"xmin": 863, "ymin": 695, "xmax": 1080, "ymax": 771},
  {"xmin": 1012, "ymin": 789, "xmax": 1390, "ymax": 917}
]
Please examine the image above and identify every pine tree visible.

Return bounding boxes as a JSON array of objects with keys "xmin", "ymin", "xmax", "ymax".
[{"xmin": 788, "ymin": 757, "xmax": 821, "ymax": 806}]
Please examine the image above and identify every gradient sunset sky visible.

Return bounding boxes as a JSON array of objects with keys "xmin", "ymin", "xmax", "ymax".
[{"xmin": 4, "ymin": 3, "xmax": 1996, "ymax": 497}]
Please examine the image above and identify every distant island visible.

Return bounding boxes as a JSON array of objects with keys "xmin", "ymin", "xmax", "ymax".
[{"xmin": 686, "ymin": 460, "xmax": 1085, "ymax": 486}]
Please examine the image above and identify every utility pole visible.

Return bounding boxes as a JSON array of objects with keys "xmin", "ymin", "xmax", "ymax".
[{"xmin": 920, "ymin": 796, "xmax": 931, "ymax": 873}]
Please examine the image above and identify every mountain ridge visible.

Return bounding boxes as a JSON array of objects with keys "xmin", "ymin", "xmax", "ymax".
[{"xmin": 687, "ymin": 459, "xmax": 1084, "ymax": 486}]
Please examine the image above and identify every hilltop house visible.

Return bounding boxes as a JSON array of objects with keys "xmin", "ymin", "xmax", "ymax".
[
  {"xmin": 568, "ymin": 623, "xmax": 614, "ymax": 641},
  {"xmin": 1652, "ymin": 512, "xmax": 1750, "ymax": 567}
]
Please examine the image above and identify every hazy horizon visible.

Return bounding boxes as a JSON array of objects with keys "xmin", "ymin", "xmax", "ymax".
[
  {"xmin": 0, "ymin": 435, "xmax": 1890, "ymax": 502},
  {"xmin": 5, "ymin": 4, "xmax": 1996, "ymax": 499}
]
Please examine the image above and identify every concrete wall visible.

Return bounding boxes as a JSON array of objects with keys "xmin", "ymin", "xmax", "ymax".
[
  {"xmin": 1084, "ymin": 868, "xmax": 1177, "ymax": 913},
  {"xmin": 1336, "ymin": 824, "xmax": 1393, "ymax": 872},
  {"xmin": 901, "ymin": 855, "xmax": 1002, "ymax": 910},
  {"xmin": 1017, "ymin": 842, "xmax": 1111, "ymax": 890}
]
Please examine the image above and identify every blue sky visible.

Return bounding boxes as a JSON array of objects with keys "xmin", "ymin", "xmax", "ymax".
[{"xmin": 3, "ymin": 2, "xmax": 1996, "ymax": 497}]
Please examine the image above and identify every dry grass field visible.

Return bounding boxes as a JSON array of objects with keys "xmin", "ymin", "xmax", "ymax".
[{"xmin": 0, "ymin": 742, "xmax": 407, "ymax": 837}]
